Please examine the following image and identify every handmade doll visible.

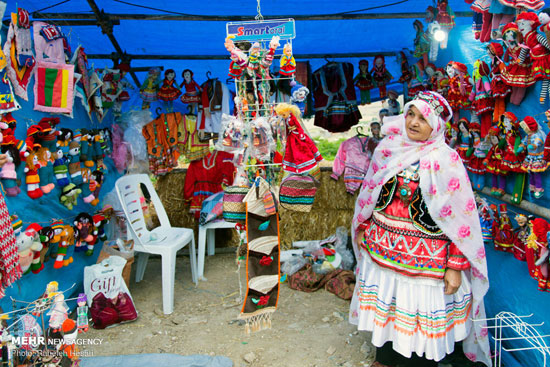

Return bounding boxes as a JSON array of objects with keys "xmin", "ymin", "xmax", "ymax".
[
  {"xmin": 53, "ymin": 225, "xmax": 75, "ymax": 269},
  {"xmin": 483, "ymin": 125, "xmax": 507, "ymax": 196},
  {"xmin": 47, "ymin": 293, "xmax": 68, "ymax": 331},
  {"xmin": 387, "ymin": 90, "xmax": 400, "ymax": 116},
  {"xmin": 79, "ymin": 130, "xmax": 94, "ymax": 168},
  {"xmin": 431, "ymin": 67, "xmax": 450, "ymax": 97},
  {"xmin": 545, "ymin": 109, "xmax": 550, "ymax": 167},
  {"xmin": 74, "ymin": 212, "xmax": 97, "ymax": 256},
  {"xmin": 470, "ymin": 0, "xmax": 492, "ymax": 42},
  {"xmin": 476, "ymin": 196, "xmax": 495, "ymax": 242},
  {"xmin": 456, "ymin": 118, "xmax": 471, "ymax": 164},
  {"xmin": 36, "ymin": 117, "xmax": 60, "ymax": 153},
  {"xmin": 77, "ymin": 294, "xmax": 89, "ymax": 333},
  {"xmin": 53, "ymin": 147, "xmax": 70, "ymax": 188},
  {"xmin": 397, "ymin": 51, "xmax": 412, "ymax": 100},
  {"xmin": 36, "ymin": 146, "xmax": 55, "ymax": 194},
  {"xmin": 413, "ymin": 20, "xmax": 430, "ymax": 68},
  {"xmin": 513, "ymin": 213, "xmax": 529, "ymax": 262},
  {"xmin": 91, "ymin": 130, "xmax": 105, "ymax": 170},
  {"xmin": 436, "ymin": 0, "xmax": 455, "ymax": 48},
  {"xmin": 140, "ymin": 67, "xmax": 160, "ymax": 110},
  {"xmin": 446, "ymin": 61, "xmax": 472, "ymax": 122},
  {"xmin": 180, "ymin": 69, "xmax": 201, "ymax": 114},
  {"xmin": 280, "ymin": 42, "xmax": 296, "ymax": 81},
  {"xmin": 24, "ymin": 151, "xmax": 43, "ymax": 199},
  {"xmin": 528, "ymin": 218, "xmax": 550, "ymax": 291},
  {"xmin": 56, "ymin": 128, "xmax": 73, "ymax": 150},
  {"xmin": 516, "ymin": 12, "xmax": 550, "ymax": 104},
  {"xmin": 465, "ymin": 122, "xmax": 488, "ymax": 189},
  {"xmin": 224, "ymin": 37, "xmax": 248, "ymax": 80},
  {"xmin": 500, "ymin": 22, "xmax": 535, "ymax": 105},
  {"xmin": 500, "ymin": 112, "xmax": 527, "ymax": 202},
  {"xmin": 425, "ymin": 6, "xmax": 445, "ymax": 60},
  {"xmin": 275, "ymin": 103, "xmax": 322, "ymax": 174},
  {"xmin": 407, "ymin": 63, "xmax": 427, "ymax": 99},
  {"xmin": 371, "ymin": 55, "xmax": 393, "ymax": 99},
  {"xmin": 67, "ymin": 141, "xmax": 82, "ymax": 186},
  {"xmin": 487, "ymin": 43, "xmax": 510, "ymax": 123},
  {"xmin": 354, "ymin": 60, "xmax": 374, "ymax": 105},
  {"xmin": 488, "ymin": 0, "xmax": 515, "ymax": 39},
  {"xmin": 446, "ymin": 121, "xmax": 459, "ymax": 148},
  {"xmin": 469, "ymin": 60, "xmax": 494, "ymax": 138},
  {"xmin": 0, "ymin": 143, "xmax": 21, "ymax": 196},
  {"xmin": 520, "ymin": 116, "xmax": 547, "ymax": 198},
  {"xmin": 492, "ymin": 203, "xmax": 515, "ymax": 253},
  {"xmin": 16, "ymin": 223, "xmax": 43, "ymax": 274},
  {"xmin": 88, "ymin": 170, "xmax": 103, "ymax": 206},
  {"xmin": 157, "ymin": 69, "xmax": 181, "ymax": 113},
  {"xmin": 60, "ymin": 183, "xmax": 81, "ymax": 211}
]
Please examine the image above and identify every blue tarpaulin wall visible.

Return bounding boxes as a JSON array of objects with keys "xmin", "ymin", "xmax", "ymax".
[{"xmin": 2, "ymin": 1, "xmax": 550, "ymax": 365}]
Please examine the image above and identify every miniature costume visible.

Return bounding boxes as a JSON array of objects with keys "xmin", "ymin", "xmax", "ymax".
[
  {"xmin": 413, "ymin": 20, "xmax": 430, "ymax": 67},
  {"xmin": 483, "ymin": 126, "xmax": 508, "ymax": 196},
  {"xmin": 0, "ymin": 143, "xmax": 21, "ymax": 196},
  {"xmin": 436, "ymin": 0, "xmax": 456, "ymax": 31},
  {"xmin": 37, "ymin": 147, "xmax": 55, "ymax": 194},
  {"xmin": 331, "ymin": 136, "xmax": 374, "ymax": 194},
  {"xmin": 77, "ymin": 294, "xmax": 89, "ymax": 332},
  {"xmin": 487, "ymin": 42, "xmax": 510, "ymax": 123},
  {"xmin": 407, "ymin": 64, "xmax": 427, "ymax": 98},
  {"xmin": 276, "ymin": 103, "xmax": 323, "ymax": 174},
  {"xmin": 520, "ymin": 116, "xmax": 547, "ymax": 198},
  {"xmin": 500, "ymin": 22, "xmax": 535, "ymax": 105},
  {"xmin": 513, "ymin": 214, "xmax": 529, "ymax": 262},
  {"xmin": 465, "ymin": 122, "xmax": 488, "ymax": 190},
  {"xmin": 350, "ymin": 91, "xmax": 490, "ymax": 367},
  {"xmin": 142, "ymin": 112, "xmax": 181, "ymax": 175},
  {"xmin": 157, "ymin": 69, "xmax": 181, "ymax": 112},
  {"xmin": 499, "ymin": 112, "xmax": 525, "ymax": 173},
  {"xmin": 180, "ymin": 69, "xmax": 201, "ymax": 108},
  {"xmin": 469, "ymin": 60, "xmax": 494, "ymax": 138},
  {"xmin": 354, "ymin": 60, "xmax": 374, "ymax": 105},
  {"xmin": 178, "ymin": 114, "xmax": 210, "ymax": 162},
  {"xmin": 140, "ymin": 67, "xmax": 160, "ymax": 110},
  {"xmin": 431, "ymin": 68, "xmax": 450, "ymax": 98},
  {"xmin": 445, "ymin": 62, "xmax": 472, "ymax": 121},
  {"xmin": 197, "ymin": 79, "xmax": 230, "ymax": 133},
  {"xmin": 488, "ymin": 0, "xmax": 515, "ymax": 39},
  {"xmin": 527, "ymin": 218, "xmax": 550, "ymax": 292},
  {"xmin": 491, "ymin": 204, "xmax": 515, "ymax": 253},
  {"xmin": 280, "ymin": 43, "xmax": 296, "ymax": 79},
  {"xmin": 371, "ymin": 55, "xmax": 393, "ymax": 99},
  {"xmin": 456, "ymin": 118, "xmax": 471, "ymax": 164}
]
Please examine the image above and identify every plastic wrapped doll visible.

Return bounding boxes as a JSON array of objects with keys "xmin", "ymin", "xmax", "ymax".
[
  {"xmin": 0, "ymin": 142, "xmax": 21, "ymax": 196},
  {"xmin": 24, "ymin": 151, "xmax": 43, "ymax": 199},
  {"xmin": 180, "ymin": 69, "xmax": 201, "ymax": 114},
  {"xmin": 140, "ymin": 67, "xmax": 160, "ymax": 110},
  {"xmin": 397, "ymin": 51, "xmax": 412, "ymax": 100},
  {"xmin": 157, "ymin": 69, "xmax": 181, "ymax": 113},
  {"xmin": 456, "ymin": 118, "xmax": 471, "ymax": 164},
  {"xmin": 465, "ymin": 122, "xmax": 488, "ymax": 190},
  {"xmin": 216, "ymin": 114, "xmax": 245, "ymax": 153},
  {"xmin": 446, "ymin": 61, "xmax": 472, "ymax": 122},
  {"xmin": 513, "ymin": 213, "xmax": 529, "ymax": 261},
  {"xmin": 412, "ymin": 20, "xmax": 430, "ymax": 68},
  {"xmin": 48, "ymin": 293, "xmax": 68, "ymax": 331},
  {"xmin": 516, "ymin": 12, "xmax": 550, "ymax": 104},
  {"xmin": 483, "ymin": 125, "xmax": 507, "ymax": 196},
  {"xmin": 519, "ymin": 116, "xmax": 547, "ymax": 198},
  {"xmin": 527, "ymin": 218, "xmax": 550, "ymax": 291},
  {"xmin": 275, "ymin": 103, "xmax": 323, "ymax": 174},
  {"xmin": 469, "ymin": 60, "xmax": 494, "ymax": 138},
  {"xmin": 354, "ymin": 60, "xmax": 374, "ymax": 105},
  {"xmin": 407, "ymin": 64, "xmax": 427, "ymax": 99},
  {"xmin": 488, "ymin": 0, "xmax": 515, "ymax": 39},
  {"xmin": 280, "ymin": 43, "xmax": 296, "ymax": 80},
  {"xmin": 499, "ymin": 112, "xmax": 525, "ymax": 174},
  {"xmin": 77, "ymin": 293, "xmax": 88, "ymax": 332},
  {"xmin": 371, "ymin": 55, "xmax": 393, "ymax": 99},
  {"xmin": 500, "ymin": 22, "xmax": 535, "ymax": 105},
  {"xmin": 436, "ymin": 0, "xmax": 455, "ymax": 48},
  {"xmin": 491, "ymin": 203, "xmax": 515, "ymax": 253},
  {"xmin": 386, "ymin": 90, "xmax": 400, "ymax": 116},
  {"xmin": 487, "ymin": 43, "xmax": 510, "ymax": 123}
]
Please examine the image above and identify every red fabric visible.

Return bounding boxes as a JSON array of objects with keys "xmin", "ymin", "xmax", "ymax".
[
  {"xmin": 524, "ymin": 31, "xmax": 550, "ymax": 80},
  {"xmin": 484, "ymin": 146, "xmax": 508, "ymax": 175},
  {"xmin": 282, "ymin": 113, "xmax": 323, "ymax": 173},
  {"xmin": 447, "ymin": 76, "xmax": 472, "ymax": 110},
  {"xmin": 492, "ymin": 219, "xmax": 515, "ymax": 253},
  {"xmin": 501, "ymin": 133, "xmax": 525, "ymax": 172},
  {"xmin": 501, "ymin": 46, "xmax": 536, "ymax": 87},
  {"xmin": 0, "ymin": 192, "xmax": 22, "ymax": 298},
  {"xmin": 544, "ymin": 133, "xmax": 550, "ymax": 162}
]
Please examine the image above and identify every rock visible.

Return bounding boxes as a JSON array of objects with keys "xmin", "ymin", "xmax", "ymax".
[
  {"xmin": 360, "ymin": 342, "xmax": 373, "ymax": 356},
  {"xmin": 243, "ymin": 352, "xmax": 256, "ymax": 363},
  {"xmin": 322, "ymin": 316, "xmax": 330, "ymax": 322},
  {"xmin": 171, "ymin": 315, "xmax": 186, "ymax": 325},
  {"xmin": 153, "ymin": 308, "xmax": 164, "ymax": 316},
  {"xmin": 342, "ymin": 362, "xmax": 353, "ymax": 367},
  {"xmin": 188, "ymin": 316, "xmax": 208, "ymax": 324},
  {"xmin": 326, "ymin": 346, "xmax": 336, "ymax": 355},
  {"xmin": 332, "ymin": 311, "xmax": 344, "ymax": 321}
]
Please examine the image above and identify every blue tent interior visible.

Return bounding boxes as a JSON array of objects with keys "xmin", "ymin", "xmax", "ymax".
[{"xmin": 2, "ymin": 1, "xmax": 550, "ymax": 366}]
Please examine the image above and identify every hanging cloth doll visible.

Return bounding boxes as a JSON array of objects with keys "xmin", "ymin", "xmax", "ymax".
[
  {"xmin": 397, "ymin": 51, "xmax": 412, "ymax": 100},
  {"xmin": 465, "ymin": 121, "xmax": 488, "ymax": 190},
  {"xmin": 436, "ymin": 0, "xmax": 455, "ymax": 48},
  {"xmin": 446, "ymin": 61, "xmax": 472, "ymax": 122},
  {"xmin": 279, "ymin": 43, "xmax": 296, "ymax": 80},
  {"xmin": 0, "ymin": 140, "xmax": 21, "ymax": 196},
  {"xmin": 412, "ymin": 20, "xmax": 430, "ymax": 68},
  {"xmin": 499, "ymin": 112, "xmax": 525, "ymax": 174},
  {"xmin": 487, "ymin": 42, "xmax": 510, "ymax": 123},
  {"xmin": 275, "ymin": 103, "xmax": 322, "ymax": 174},
  {"xmin": 180, "ymin": 69, "xmax": 201, "ymax": 114},
  {"xmin": 513, "ymin": 213, "xmax": 530, "ymax": 262},
  {"xmin": 491, "ymin": 204, "xmax": 515, "ymax": 253},
  {"xmin": 470, "ymin": 0, "xmax": 492, "ymax": 42},
  {"xmin": 545, "ymin": 109, "xmax": 550, "ymax": 168},
  {"xmin": 455, "ymin": 118, "xmax": 471, "ymax": 164},
  {"xmin": 516, "ymin": 12, "xmax": 550, "ymax": 104},
  {"xmin": 469, "ymin": 60, "xmax": 494, "ymax": 138},
  {"xmin": 157, "ymin": 69, "xmax": 181, "ymax": 113},
  {"xmin": 527, "ymin": 218, "xmax": 550, "ymax": 292},
  {"xmin": 353, "ymin": 60, "xmax": 374, "ymax": 105},
  {"xmin": 140, "ymin": 67, "xmax": 160, "ymax": 110},
  {"xmin": 431, "ymin": 68, "xmax": 450, "ymax": 98},
  {"xmin": 488, "ymin": 0, "xmax": 515, "ymax": 39},
  {"xmin": 519, "ymin": 116, "xmax": 547, "ymax": 199},
  {"xmin": 407, "ymin": 63, "xmax": 427, "ymax": 98},
  {"xmin": 483, "ymin": 125, "xmax": 507, "ymax": 196},
  {"xmin": 371, "ymin": 55, "xmax": 393, "ymax": 100},
  {"xmin": 500, "ymin": 22, "xmax": 535, "ymax": 106}
]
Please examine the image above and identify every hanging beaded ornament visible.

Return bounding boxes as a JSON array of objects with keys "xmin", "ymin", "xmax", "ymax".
[{"xmin": 396, "ymin": 163, "xmax": 420, "ymax": 205}]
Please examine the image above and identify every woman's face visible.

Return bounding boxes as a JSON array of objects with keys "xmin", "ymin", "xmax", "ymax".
[
  {"xmin": 405, "ymin": 105, "xmax": 433, "ymax": 141},
  {"xmin": 371, "ymin": 124, "xmax": 381, "ymax": 138}
]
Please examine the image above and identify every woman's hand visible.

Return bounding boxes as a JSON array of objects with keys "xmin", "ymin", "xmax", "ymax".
[
  {"xmin": 444, "ymin": 268, "xmax": 462, "ymax": 295},
  {"xmin": 0, "ymin": 154, "xmax": 8, "ymax": 168}
]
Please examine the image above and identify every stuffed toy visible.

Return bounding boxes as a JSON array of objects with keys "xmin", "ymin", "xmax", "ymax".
[
  {"xmin": 56, "ymin": 128, "xmax": 73, "ymax": 149},
  {"xmin": 354, "ymin": 60, "xmax": 374, "ymax": 105},
  {"xmin": 491, "ymin": 203, "xmax": 515, "ymax": 253},
  {"xmin": 413, "ymin": 19, "xmax": 430, "ymax": 68},
  {"xmin": 100, "ymin": 128, "xmax": 112, "ymax": 155},
  {"xmin": 407, "ymin": 63, "xmax": 427, "ymax": 99},
  {"xmin": 528, "ymin": 218, "xmax": 550, "ymax": 291},
  {"xmin": 469, "ymin": 60, "xmax": 494, "ymax": 138},
  {"xmin": 37, "ymin": 117, "xmax": 60, "ymax": 152},
  {"xmin": 53, "ymin": 147, "xmax": 70, "ymax": 188},
  {"xmin": 38, "ymin": 226, "xmax": 55, "ymax": 267},
  {"xmin": 465, "ymin": 122, "xmax": 487, "ymax": 189},
  {"xmin": 60, "ymin": 183, "xmax": 81, "ymax": 210},
  {"xmin": 513, "ymin": 214, "xmax": 529, "ymax": 262},
  {"xmin": 519, "ymin": 116, "xmax": 547, "ymax": 198},
  {"xmin": 499, "ymin": 112, "xmax": 526, "ymax": 174},
  {"xmin": 430, "ymin": 67, "xmax": 449, "ymax": 98},
  {"xmin": 157, "ymin": 69, "xmax": 181, "ymax": 113},
  {"xmin": 280, "ymin": 42, "xmax": 296, "ymax": 81},
  {"xmin": 487, "ymin": 42, "xmax": 510, "ymax": 122},
  {"xmin": 79, "ymin": 129, "xmax": 94, "ymax": 168},
  {"xmin": 0, "ymin": 141, "xmax": 21, "ymax": 196},
  {"xmin": 27, "ymin": 223, "xmax": 45, "ymax": 274},
  {"xmin": 92, "ymin": 213, "xmax": 108, "ymax": 242},
  {"xmin": 435, "ymin": 0, "xmax": 455, "ymax": 48},
  {"xmin": 140, "ymin": 67, "xmax": 160, "ymax": 110},
  {"xmin": 91, "ymin": 130, "xmax": 105, "ymax": 170},
  {"xmin": 180, "ymin": 69, "xmax": 201, "ymax": 114},
  {"xmin": 81, "ymin": 167, "xmax": 94, "ymax": 204},
  {"xmin": 371, "ymin": 55, "xmax": 393, "ymax": 99},
  {"xmin": 11, "ymin": 214, "xmax": 23, "ymax": 237},
  {"xmin": 544, "ymin": 109, "xmax": 550, "ymax": 167},
  {"xmin": 16, "ymin": 223, "xmax": 43, "ymax": 274},
  {"xmin": 387, "ymin": 90, "xmax": 401, "ymax": 116},
  {"xmin": 67, "ymin": 141, "xmax": 82, "ymax": 185},
  {"xmin": 36, "ymin": 146, "xmax": 55, "ymax": 194},
  {"xmin": 516, "ymin": 12, "xmax": 550, "ymax": 104},
  {"xmin": 24, "ymin": 151, "xmax": 43, "ymax": 199},
  {"xmin": 89, "ymin": 170, "xmax": 103, "ymax": 206},
  {"xmin": 77, "ymin": 293, "xmax": 89, "ymax": 332},
  {"xmin": 446, "ymin": 61, "xmax": 472, "ymax": 122},
  {"xmin": 53, "ymin": 224, "xmax": 76, "ymax": 269},
  {"xmin": 225, "ymin": 37, "xmax": 247, "ymax": 79},
  {"xmin": 25, "ymin": 124, "xmax": 42, "ymax": 151},
  {"xmin": 74, "ymin": 212, "xmax": 97, "ymax": 256},
  {"xmin": 100, "ymin": 68, "xmax": 124, "ymax": 111}
]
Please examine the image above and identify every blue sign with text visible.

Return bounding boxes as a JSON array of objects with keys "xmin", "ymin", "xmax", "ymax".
[{"xmin": 226, "ymin": 19, "xmax": 295, "ymax": 42}]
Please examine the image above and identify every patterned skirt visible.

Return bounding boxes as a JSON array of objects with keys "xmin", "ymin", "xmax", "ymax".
[
  {"xmin": 522, "ymin": 155, "xmax": 548, "ymax": 173},
  {"xmin": 490, "ymin": 76, "xmax": 511, "ymax": 98},
  {"xmin": 466, "ymin": 156, "xmax": 486, "ymax": 175}
]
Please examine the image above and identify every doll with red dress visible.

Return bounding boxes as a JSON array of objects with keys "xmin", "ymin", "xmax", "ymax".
[
  {"xmin": 354, "ymin": 60, "xmax": 374, "ymax": 105},
  {"xmin": 527, "ymin": 218, "xmax": 550, "ymax": 291},
  {"xmin": 513, "ymin": 213, "xmax": 530, "ymax": 262},
  {"xmin": 466, "ymin": 121, "xmax": 488, "ymax": 190},
  {"xmin": 519, "ymin": 116, "xmax": 548, "ymax": 198},
  {"xmin": 407, "ymin": 63, "xmax": 427, "ymax": 99},
  {"xmin": 469, "ymin": 60, "xmax": 494, "ymax": 138},
  {"xmin": 500, "ymin": 22, "xmax": 535, "ymax": 105},
  {"xmin": 487, "ymin": 42, "xmax": 510, "ymax": 123},
  {"xmin": 431, "ymin": 68, "xmax": 449, "ymax": 97},
  {"xmin": 157, "ymin": 69, "xmax": 181, "ymax": 113},
  {"xmin": 180, "ymin": 69, "xmax": 201, "ymax": 114},
  {"xmin": 446, "ymin": 61, "xmax": 472, "ymax": 122},
  {"xmin": 499, "ymin": 112, "xmax": 525, "ymax": 174},
  {"xmin": 436, "ymin": 0, "xmax": 455, "ymax": 49},
  {"xmin": 456, "ymin": 118, "xmax": 471, "ymax": 164},
  {"xmin": 483, "ymin": 125, "xmax": 507, "ymax": 196},
  {"xmin": 371, "ymin": 55, "xmax": 393, "ymax": 99},
  {"xmin": 397, "ymin": 51, "xmax": 412, "ymax": 100},
  {"xmin": 275, "ymin": 103, "xmax": 322, "ymax": 174},
  {"xmin": 544, "ymin": 109, "xmax": 550, "ymax": 167},
  {"xmin": 492, "ymin": 204, "xmax": 515, "ymax": 253},
  {"xmin": 516, "ymin": 12, "xmax": 550, "ymax": 104}
]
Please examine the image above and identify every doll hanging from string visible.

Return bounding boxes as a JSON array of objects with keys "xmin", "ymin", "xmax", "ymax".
[
  {"xmin": 354, "ymin": 60, "xmax": 374, "ymax": 105},
  {"xmin": 157, "ymin": 69, "xmax": 181, "ymax": 113},
  {"xmin": 397, "ymin": 51, "xmax": 412, "ymax": 101},
  {"xmin": 483, "ymin": 125, "xmax": 508, "ymax": 196},
  {"xmin": 487, "ymin": 42, "xmax": 510, "ymax": 124},
  {"xmin": 465, "ymin": 121, "xmax": 488, "ymax": 190},
  {"xmin": 435, "ymin": 0, "xmax": 455, "ymax": 49},
  {"xmin": 469, "ymin": 60, "xmax": 494, "ymax": 138},
  {"xmin": 431, "ymin": 67, "xmax": 449, "ymax": 98},
  {"xmin": 519, "ymin": 116, "xmax": 547, "ymax": 199},
  {"xmin": 446, "ymin": 61, "xmax": 472, "ymax": 123},
  {"xmin": 513, "ymin": 213, "xmax": 530, "ymax": 262},
  {"xmin": 499, "ymin": 111, "xmax": 526, "ymax": 177},
  {"xmin": 371, "ymin": 55, "xmax": 393, "ymax": 100},
  {"xmin": 455, "ymin": 117, "xmax": 471, "ymax": 164},
  {"xmin": 140, "ymin": 67, "xmax": 161, "ymax": 110},
  {"xmin": 180, "ymin": 69, "xmax": 201, "ymax": 115},
  {"xmin": 412, "ymin": 20, "xmax": 430, "ymax": 68},
  {"xmin": 279, "ymin": 42, "xmax": 296, "ymax": 85},
  {"xmin": 491, "ymin": 203, "xmax": 515, "ymax": 253}
]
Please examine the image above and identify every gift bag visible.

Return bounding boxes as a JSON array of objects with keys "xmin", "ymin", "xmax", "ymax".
[
  {"xmin": 96, "ymin": 240, "xmax": 134, "ymax": 287},
  {"xmin": 279, "ymin": 174, "xmax": 319, "ymax": 212},
  {"xmin": 84, "ymin": 256, "xmax": 138, "ymax": 329}
]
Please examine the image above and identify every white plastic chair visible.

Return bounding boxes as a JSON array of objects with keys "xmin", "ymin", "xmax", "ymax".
[
  {"xmin": 115, "ymin": 174, "xmax": 198, "ymax": 315},
  {"xmin": 197, "ymin": 220, "xmax": 236, "ymax": 280}
]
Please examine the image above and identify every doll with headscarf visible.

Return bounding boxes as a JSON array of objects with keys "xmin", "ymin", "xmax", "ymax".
[
  {"xmin": 140, "ymin": 67, "xmax": 160, "ymax": 110},
  {"xmin": 500, "ymin": 22, "xmax": 535, "ymax": 105},
  {"xmin": 371, "ymin": 55, "xmax": 393, "ymax": 99},
  {"xmin": 157, "ymin": 69, "xmax": 181, "ymax": 113},
  {"xmin": 492, "ymin": 203, "xmax": 515, "ymax": 253},
  {"xmin": 446, "ymin": 61, "xmax": 472, "ymax": 122},
  {"xmin": 465, "ymin": 121, "xmax": 488, "ymax": 190},
  {"xmin": 513, "ymin": 213, "xmax": 530, "ymax": 262},
  {"xmin": 483, "ymin": 125, "xmax": 508, "ymax": 196},
  {"xmin": 499, "ymin": 112, "xmax": 525, "ymax": 174},
  {"xmin": 519, "ymin": 116, "xmax": 547, "ymax": 198},
  {"xmin": 413, "ymin": 20, "xmax": 430, "ymax": 68},
  {"xmin": 350, "ymin": 91, "xmax": 490, "ymax": 367},
  {"xmin": 436, "ymin": 0, "xmax": 455, "ymax": 48},
  {"xmin": 469, "ymin": 60, "xmax": 494, "ymax": 138},
  {"xmin": 516, "ymin": 12, "xmax": 550, "ymax": 104},
  {"xmin": 487, "ymin": 42, "xmax": 510, "ymax": 123},
  {"xmin": 456, "ymin": 117, "xmax": 471, "ymax": 164},
  {"xmin": 354, "ymin": 60, "xmax": 374, "ymax": 105},
  {"xmin": 397, "ymin": 51, "xmax": 412, "ymax": 100}
]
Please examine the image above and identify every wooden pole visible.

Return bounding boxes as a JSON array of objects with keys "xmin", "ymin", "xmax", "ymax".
[{"xmin": 32, "ymin": 11, "xmax": 474, "ymax": 22}]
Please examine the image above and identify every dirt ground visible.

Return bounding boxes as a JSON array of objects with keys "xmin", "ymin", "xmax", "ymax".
[{"xmin": 81, "ymin": 252, "xmax": 376, "ymax": 367}]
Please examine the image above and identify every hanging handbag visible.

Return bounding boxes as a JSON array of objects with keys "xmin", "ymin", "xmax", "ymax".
[
  {"xmin": 279, "ymin": 174, "xmax": 319, "ymax": 213},
  {"xmin": 223, "ymin": 185, "xmax": 249, "ymax": 222}
]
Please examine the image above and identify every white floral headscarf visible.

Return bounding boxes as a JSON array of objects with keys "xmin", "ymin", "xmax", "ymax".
[{"xmin": 352, "ymin": 91, "xmax": 490, "ymax": 367}]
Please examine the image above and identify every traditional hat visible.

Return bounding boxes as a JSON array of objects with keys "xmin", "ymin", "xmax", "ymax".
[
  {"xmin": 501, "ymin": 111, "xmax": 518, "ymax": 123},
  {"xmin": 523, "ymin": 116, "xmax": 538, "ymax": 131},
  {"xmin": 502, "ymin": 22, "xmax": 519, "ymax": 35},
  {"xmin": 452, "ymin": 62, "xmax": 468, "ymax": 74},
  {"xmin": 517, "ymin": 11, "xmax": 540, "ymax": 28},
  {"xmin": 488, "ymin": 125, "xmax": 501, "ymax": 136},
  {"xmin": 488, "ymin": 42, "xmax": 504, "ymax": 58},
  {"xmin": 468, "ymin": 121, "xmax": 481, "ymax": 131},
  {"xmin": 499, "ymin": 203, "xmax": 508, "ymax": 215}
]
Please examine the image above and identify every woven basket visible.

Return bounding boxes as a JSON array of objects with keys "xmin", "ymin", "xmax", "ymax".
[
  {"xmin": 279, "ymin": 174, "xmax": 319, "ymax": 213},
  {"xmin": 223, "ymin": 185, "xmax": 249, "ymax": 222}
]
